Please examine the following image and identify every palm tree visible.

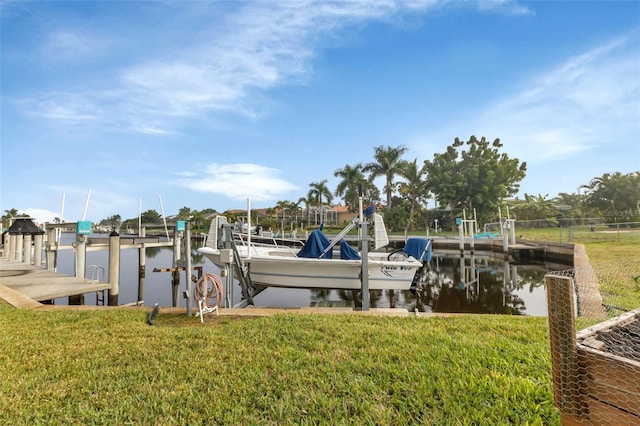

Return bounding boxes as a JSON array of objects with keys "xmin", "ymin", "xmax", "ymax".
[
  {"xmin": 307, "ymin": 180, "xmax": 333, "ymax": 225},
  {"xmin": 333, "ymin": 163, "xmax": 377, "ymax": 215},
  {"xmin": 298, "ymin": 196, "xmax": 312, "ymax": 226},
  {"xmin": 364, "ymin": 145, "xmax": 409, "ymax": 210},
  {"xmin": 398, "ymin": 158, "xmax": 429, "ymax": 233}
]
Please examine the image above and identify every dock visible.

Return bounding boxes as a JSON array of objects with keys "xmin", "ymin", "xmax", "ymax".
[{"xmin": 0, "ymin": 258, "xmax": 111, "ymax": 308}]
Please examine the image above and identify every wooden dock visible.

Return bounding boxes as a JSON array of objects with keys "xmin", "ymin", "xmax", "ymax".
[{"xmin": 0, "ymin": 258, "xmax": 111, "ymax": 308}]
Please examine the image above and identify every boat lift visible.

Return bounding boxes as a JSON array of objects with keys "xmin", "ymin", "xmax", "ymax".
[{"xmin": 205, "ymin": 215, "xmax": 267, "ymax": 309}]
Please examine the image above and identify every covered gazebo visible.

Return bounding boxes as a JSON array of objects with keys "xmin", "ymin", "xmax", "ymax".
[{"xmin": 2, "ymin": 218, "xmax": 44, "ymax": 263}]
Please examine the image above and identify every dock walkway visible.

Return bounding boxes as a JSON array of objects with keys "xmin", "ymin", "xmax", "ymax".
[{"xmin": 0, "ymin": 258, "xmax": 111, "ymax": 308}]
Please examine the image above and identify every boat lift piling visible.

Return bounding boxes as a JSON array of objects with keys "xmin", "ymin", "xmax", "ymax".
[
  {"xmin": 498, "ymin": 206, "xmax": 517, "ymax": 257},
  {"xmin": 360, "ymin": 218, "xmax": 369, "ymax": 311}
]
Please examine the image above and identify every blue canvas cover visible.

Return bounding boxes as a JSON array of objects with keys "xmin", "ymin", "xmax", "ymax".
[
  {"xmin": 297, "ymin": 227, "xmax": 333, "ymax": 259},
  {"xmin": 339, "ymin": 239, "xmax": 361, "ymax": 260},
  {"xmin": 404, "ymin": 238, "xmax": 432, "ymax": 262}
]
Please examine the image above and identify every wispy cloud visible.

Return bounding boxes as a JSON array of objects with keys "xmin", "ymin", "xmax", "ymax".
[
  {"xmin": 413, "ymin": 31, "xmax": 640, "ymax": 164},
  {"xmin": 10, "ymin": 0, "xmax": 529, "ymax": 135},
  {"xmin": 477, "ymin": 0, "xmax": 533, "ymax": 16},
  {"xmin": 178, "ymin": 163, "xmax": 298, "ymax": 202},
  {"xmin": 40, "ymin": 29, "xmax": 109, "ymax": 62}
]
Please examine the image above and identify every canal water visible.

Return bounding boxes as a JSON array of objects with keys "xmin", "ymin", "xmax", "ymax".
[{"xmin": 51, "ymin": 234, "xmax": 569, "ymax": 316}]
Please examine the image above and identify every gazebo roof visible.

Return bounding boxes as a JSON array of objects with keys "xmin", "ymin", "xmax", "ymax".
[{"xmin": 5, "ymin": 218, "xmax": 44, "ymax": 235}]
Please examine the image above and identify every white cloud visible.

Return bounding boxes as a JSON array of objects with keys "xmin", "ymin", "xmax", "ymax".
[
  {"xmin": 23, "ymin": 208, "xmax": 60, "ymax": 224},
  {"xmin": 12, "ymin": 0, "xmax": 447, "ymax": 134},
  {"xmin": 412, "ymin": 31, "xmax": 640, "ymax": 165},
  {"xmin": 42, "ymin": 30, "xmax": 106, "ymax": 60},
  {"xmin": 477, "ymin": 0, "xmax": 534, "ymax": 16},
  {"xmin": 178, "ymin": 163, "xmax": 298, "ymax": 201}
]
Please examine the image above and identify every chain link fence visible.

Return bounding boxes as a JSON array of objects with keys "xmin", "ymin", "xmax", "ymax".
[
  {"xmin": 483, "ymin": 220, "xmax": 640, "ymax": 243},
  {"xmin": 545, "ymin": 259, "xmax": 640, "ymax": 424}
]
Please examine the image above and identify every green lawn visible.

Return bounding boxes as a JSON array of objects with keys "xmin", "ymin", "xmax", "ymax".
[
  {"xmin": 0, "ymin": 306, "xmax": 557, "ymax": 425},
  {"xmin": 1, "ymin": 236, "xmax": 637, "ymax": 424}
]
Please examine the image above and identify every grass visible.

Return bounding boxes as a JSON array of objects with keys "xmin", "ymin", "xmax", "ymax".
[
  {"xmin": 584, "ymin": 240, "xmax": 640, "ymax": 313},
  {"xmin": 1, "ymin": 235, "xmax": 637, "ymax": 424},
  {"xmin": 0, "ymin": 305, "xmax": 557, "ymax": 425}
]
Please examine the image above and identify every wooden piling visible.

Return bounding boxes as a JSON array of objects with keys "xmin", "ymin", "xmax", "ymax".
[
  {"xmin": 14, "ymin": 234, "xmax": 23, "ymax": 263},
  {"xmin": 546, "ymin": 274, "xmax": 585, "ymax": 420},
  {"xmin": 23, "ymin": 234, "xmax": 32, "ymax": 264},
  {"xmin": 33, "ymin": 233, "xmax": 43, "ymax": 267},
  {"xmin": 171, "ymin": 230, "xmax": 181, "ymax": 307},
  {"xmin": 46, "ymin": 227, "xmax": 57, "ymax": 271},
  {"xmin": 70, "ymin": 234, "xmax": 86, "ymax": 305},
  {"xmin": 138, "ymin": 226, "xmax": 146, "ymax": 305},
  {"xmin": 108, "ymin": 232, "xmax": 120, "ymax": 306},
  {"xmin": 360, "ymin": 220, "xmax": 369, "ymax": 311}
]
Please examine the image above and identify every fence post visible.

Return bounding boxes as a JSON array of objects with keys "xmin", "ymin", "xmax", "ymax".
[{"xmin": 545, "ymin": 274, "xmax": 585, "ymax": 421}]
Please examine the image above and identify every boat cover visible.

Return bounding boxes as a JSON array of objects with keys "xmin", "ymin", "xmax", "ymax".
[
  {"xmin": 297, "ymin": 227, "xmax": 333, "ymax": 259},
  {"xmin": 404, "ymin": 238, "xmax": 432, "ymax": 262},
  {"xmin": 340, "ymin": 239, "xmax": 361, "ymax": 260}
]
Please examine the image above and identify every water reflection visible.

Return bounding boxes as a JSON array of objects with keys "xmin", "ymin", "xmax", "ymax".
[
  {"xmin": 49, "ymin": 234, "xmax": 563, "ymax": 315},
  {"xmin": 303, "ymin": 254, "xmax": 558, "ymax": 316}
]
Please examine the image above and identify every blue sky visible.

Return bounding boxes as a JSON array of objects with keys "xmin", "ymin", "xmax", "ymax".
[{"xmin": 1, "ymin": 0, "xmax": 639, "ymax": 223}]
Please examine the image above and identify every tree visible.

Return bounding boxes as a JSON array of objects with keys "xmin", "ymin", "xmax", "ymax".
[
  {"xmin": 140, "ymin": 209, "xmax": 162, "ymax": 223},
  {"xmin": 398, "ymin": 158, "xmax": 429, "ymax": 233},
  {"xmin": 509, "ymin": 194, "xmax": 556, "ymax": 221},
  {"xmin": 364, "ymin": 145, "xmax": 409, "ymax": 211},
  {"xmin": 298, "ymin": 196, "xmax": 312, "ymax": 226},
  {"xmin": 307, "ymin": 180, "xmax": 334, "ymax": 224},
  {"xmin": 334, "ymin": 163, "xmax": 379, "ymax": 214},
  {"xmin": 98, "ymin": 214, "xmax": 122, "ymax": 231},
  {"xmin": 424, "ymin": 136, "xmax": 527, "ymax": 226},
  {"xmin": 580, "ymin": 171, "xmax": 640, "ymax": 222},
  {"xmin": 177, "ymin": 206, "xmax": 191, "ymax": 220}
]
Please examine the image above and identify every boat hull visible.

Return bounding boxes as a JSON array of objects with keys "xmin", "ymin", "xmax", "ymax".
[{"xmin": 198, "ymin": 247, "xmax": 421, "ymax": 290}]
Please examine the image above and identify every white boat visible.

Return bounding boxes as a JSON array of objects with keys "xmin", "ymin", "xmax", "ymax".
[{"xmin": 197, "ymin": 215, "xmax": 431, "ymax": 291}]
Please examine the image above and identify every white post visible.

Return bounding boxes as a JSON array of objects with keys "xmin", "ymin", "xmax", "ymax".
[
  {"xmin": 14, "ymin": 234, "xmax": 23, "ymax": 263},
  {"xmin": 158, "ymin": 194, "xmax": 170, "ymax": 241},
  {"xmin": 108, "ymin": 232, "xmax": 120, "ymax": 306},
  {"xmin": 23, "ymin": 234, "xmax": 32, "ymax": 264},
  {"xmin": 82, "ymin": 189, "xmax": 92, "ymax": 221},
  {"xmin": 34, "ymin": 233, "xmax": 43, "ymax": 266},
  {"xmin": 185, "ymin": 222, "xmax": 192, "ymax": 317},
  {"xmin": 247, "ymin": 198, "xmax": 251, "ymax": 258}
]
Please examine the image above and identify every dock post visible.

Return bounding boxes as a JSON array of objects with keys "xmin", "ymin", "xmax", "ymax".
[
  {"xmin": 108, "ymin": 231, "xmax": 120, "ymax": 306},
  {"xmin": 185, "ymin": 222, "xmax": 192, "ymax": 316},
  {"xmin": 71, "ymin": 233, "xmax": 87, "ymax": 305},
  {"xmin": 14, "ymin": 234, "xmax": 23, "ymax": 263},
  {"xmin": 3, "ymin": 232, "xmax": 12, "ymax": 259},
  {"xmin": 509, "ymin": 219, "xmax": 516, "ymax": 245},
  {"xmin": 458, "ymin": 219, "xmax": 464, "ymax": 256},
  {"xmin": 468, "ymin": 219, "xmax": 475, "ymax": 255},
  {"xmin": 501, "ymin": 218, "xmax": 509, "ymax": 255},
  {"xmin": 23, "ymin": 234, "xmax": 32, "ymax": 264},
  {"xmin": 360, "ymin": 220, "xmax": 369, "ymax": 311},
  {"xmin": 46, "ymin": 227, "xmax": 57, "ymax": 271},
  {"xmin": 33, "ymin": 233, "xmax": 43, "ymax": 266},
  {"xmin": 137, "ymin": 226, "xmax": 146, "ymax": 305},
  {"xmin": 171, "ymin": 228, "xmax": 181, "ymax": 308}
]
